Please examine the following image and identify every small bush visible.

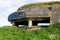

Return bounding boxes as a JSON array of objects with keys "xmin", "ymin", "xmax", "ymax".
[{"xmin": 46, "ymin": 23, "xmax": 60, "ymax": 40}]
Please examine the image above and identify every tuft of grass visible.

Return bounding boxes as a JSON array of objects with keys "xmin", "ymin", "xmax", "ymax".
[{"xmin": 0, "ymin": 23, "xmax": 60, "ymax": 40}]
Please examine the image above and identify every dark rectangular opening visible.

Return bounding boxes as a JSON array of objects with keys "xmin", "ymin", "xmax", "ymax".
[
  {"xmin": 32, "ymin": 17, "xmax": 50, "ymax": 27},
  {"xmin": 16, "ymin": 21, "xmax": 28, "ymax": 26}
]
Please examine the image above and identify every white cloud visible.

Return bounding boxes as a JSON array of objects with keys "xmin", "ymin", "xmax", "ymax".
[
  {"xmin": 0, "ymin": 0, "xmax": 11, "ymax": 8},
  {"xmin": 0, "ymin": 0, "xmax": 19, "ymax": 26}
]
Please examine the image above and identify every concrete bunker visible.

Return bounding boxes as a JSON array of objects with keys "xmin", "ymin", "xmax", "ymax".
[{"xmin": 8, "ymin": 2, "xmax": 60, "ymax": 28}]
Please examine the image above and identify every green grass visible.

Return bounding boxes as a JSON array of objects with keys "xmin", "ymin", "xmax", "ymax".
[
  {"xmin": 18, "ymin": 1, "xmax": 60, "ymax": 11},
  {"xmin": 0, "ymin": 23, "xmax": 60, "ymax": 40}
]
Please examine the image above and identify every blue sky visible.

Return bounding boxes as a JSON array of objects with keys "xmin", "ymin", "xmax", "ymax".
[{"xmin": 0, "ymin": 0, "xmax": 59, "ymax": 27}]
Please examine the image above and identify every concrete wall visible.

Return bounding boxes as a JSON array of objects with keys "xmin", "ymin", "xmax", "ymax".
[
  {"xmin": 25, "ymin": 6, "xmax": 49, "ymax": 17},
  {"xmin": 17, "ymin": 4, "xmax": 60, "ymax": 23}
]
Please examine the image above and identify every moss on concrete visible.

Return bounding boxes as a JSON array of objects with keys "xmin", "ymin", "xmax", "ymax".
[{"xmin": 17, "ymin": 1, "xmax": 60, "ymax": 11}]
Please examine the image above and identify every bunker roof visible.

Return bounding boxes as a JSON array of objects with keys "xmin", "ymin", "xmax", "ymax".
[{"xmin": 17, "ymin": 1, "xmax": 60, "ymax": 11}]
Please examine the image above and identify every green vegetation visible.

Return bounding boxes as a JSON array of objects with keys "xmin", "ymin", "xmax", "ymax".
[
  {"xmin": 0, "ymin": 23, "xmax": 60, "ymax": 40},
  {"xmin": 18, "ymin": 1, "xmax": 60, "ymax": 10}
]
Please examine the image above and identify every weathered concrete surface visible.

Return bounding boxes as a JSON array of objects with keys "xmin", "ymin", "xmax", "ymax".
[{"xmin": 17, "ymin": 3, "xmax": 60, "ymax": 23}]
